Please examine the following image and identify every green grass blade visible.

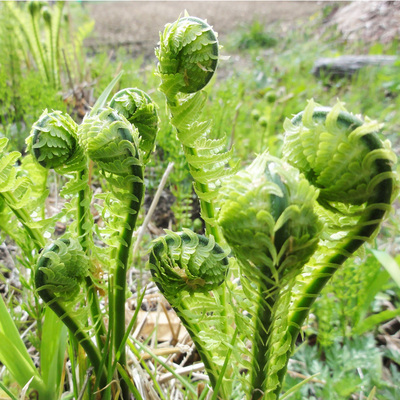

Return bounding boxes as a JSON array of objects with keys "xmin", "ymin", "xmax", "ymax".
[
  {"xmin": 110, "ymin": 287, "xmax": 146, "ymax": 376},
  {"xmin": 353, "ymin": 307, "xmax": 400, "ymax": 335},
  {"xmin": 0, "ymin": 295, "xmax": 44, "ymax": 392},
  {"xmin": 371, "ymin": 250, "xmax": 400, "ymax": 288},
  {"xmin": 198, "ymin": 383, "xmax": 211, "ymax": 400},
  {"xmin": 116, "ymin": 364, "xmax": 144, "ymax": 400},
  {"xmin": 0, "ymin": 333, "xmax": 43, "ymax": 392},
  {"xmin": 211, "ymin": 327, "xmax": 238, "ymax": 400},
  {"xmin": 129, "ymin": 337, "xmax": 198, "ymax": 396},
  {"xmin": 367, "ymin": 386, "xmax": 376, "ymax": 400},
  {"xmin": 90, "ymin": 71, "xmax": 124, "ymax": 116},
  {"xmin": 279, "ymin": 373, "xmax": 321, "ymax": 400},
  {"xmin": 40, "ymin": 308, "xmax": 68, "ymax": 393},
  {"xmin": 0, "ymin": 380, "xmax": 18, "ymax": 400}
]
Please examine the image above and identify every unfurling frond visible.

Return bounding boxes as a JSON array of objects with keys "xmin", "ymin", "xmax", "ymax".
[
  {"xmin": 148, "ymin": 229, "xmax": 229, "ymax": 302},
  {"xmin": 282, "ymin": 99, "xmax": 397, "ymax": 206},
  {"xmin": 156, "ymin": 17, "xmax": 234, "ymax": 234},
  {"xmin": 0, "ymin": 138, "xmax": 23, "ymax": 194},
  {"xmin": 156, "ymin": 16, "xmax": 219, "ymax": 95},
  {"xmin": 78, "ymin": 107, "xmax": 141, "ymax": 177},
  {"xmin": 26, "ymin": 109, "xmax": 85, "ymax": 173},
  {"xmin": 218, "ymin": 152, "xmax": 322, "ymax": 283},
  {"xmin": 79, "ymin": 107, "xmax": 144, "ymax": 252},
  {"xmin": 109, "ymin": 88, "xmax": 159, "ymax": 163},
  {"xmin": 35, "ymin": 238, "xmax": 88, "ymax": 302}
]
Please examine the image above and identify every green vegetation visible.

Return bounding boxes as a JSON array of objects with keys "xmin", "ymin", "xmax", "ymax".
[{"xmin": 0, "ymin": 3, "xmax": 399, "ymax": 400}]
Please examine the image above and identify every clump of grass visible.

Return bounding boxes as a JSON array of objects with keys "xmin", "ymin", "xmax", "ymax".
[{"xmin": 231, "ymin": 20, "xmax": 278, "ymax": 50}]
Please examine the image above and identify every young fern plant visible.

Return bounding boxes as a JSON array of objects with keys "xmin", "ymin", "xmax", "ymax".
[
  {"xmin": 216, "ymin": 100, "xmax": 397, "ymax": 399},
  {"xmin": 0, "ymin": 13, "xmax": 397, "ymax": 400},
  {"xmin": 34, "ymin": 238, "xmax": 107, "ymax": 388},
  {"xmin": 0, "ymin": 82, "xmax": 159, "ymax": 399},
  {"xmin": 153, "ymin": 15, "xmax": 243, "ymax": 398},
  {"xmin": 78, "ymin": 89, "xmax": 158, "ymax": 398},
  {"xmin": 275, "ymin": 99, "xmax": 398, "ymax": 396},
  {"xmin": 156, "ymin": 14, "xmax": 236, "ymax": 240},
  {"xmin": 150, "ymin": 16, "xmax": 397, "ymax": 399},
  {"xmin": 26, "ymin": 109, "xmax": 107, "ymax": 348},
  {"xmin": 217, "ymin": 153, "xmax": 323, "ymax": 399},
  {"xmin": 148, "ymin": 230, "xmax": 229, "ymax": 391}
]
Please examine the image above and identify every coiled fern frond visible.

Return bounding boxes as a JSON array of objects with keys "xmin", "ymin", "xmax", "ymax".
[
  {"xmin": 109, "ymin": 88, "xmax": 159, "ymax": 163},
  {"xmin": 26, "ymin": 109, "xmax": 85, "ymax": 173},
  {"xmin": 79, "ymin": 105, "xmax": 145, "ymax": 377},
  {"xmin": 156, "ymin": 15, "xmax": 219, "ymax": 96},
  {"xmin": 218, "ymin": 152, "xmax": 322, "ymax": 283},
  {"xmin": 35, "ymin": 238, "xmax": 106, "ymax": 387},
  {"xmin": 35, "ymin": 238, "xmax": 89, "ymax": 302},
  {"xmin": 148, "ymin": 229, "xmax": 230, "ymax": 395},
  {"xmin": 265, "ymin": 100, "xmax": 398, "ymax": 399},
  {"xmin": 157, "ymin": 16, "xmax": 236, "ymax": 235},
  {"xmin": 79, "ymin": 107, "xmax": 141, "ymax": 178},
  {"xmin": 282, "ymin": 100, "xmax": 396, "ymax": 276},
  {"xmin": 79, "ymin": 107, "xmax": 144, "ymax": 249},
  {"xmin": 283, "ymin": 99, "xmax": 396, "ymax": 206},
  {"xmin": 148, "ymin": 229, "xmax": 229, "ymax": 301}
]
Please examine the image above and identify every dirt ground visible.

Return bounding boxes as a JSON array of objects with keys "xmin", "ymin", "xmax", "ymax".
[
  {"xmin": 85, "ymin": 1, "xmax": 326, "ymax": 55},
  {"xmin": 84, "ymin": 1, "xmax": 400, "ymax": 55}
]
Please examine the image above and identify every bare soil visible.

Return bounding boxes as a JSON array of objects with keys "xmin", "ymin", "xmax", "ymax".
[
  {"xmin": 84, "ymin": 1, "xmax": 400, "ymax": 56},
  {"xmin": 328, "ymin": 1, "xmax": 400, "ymax": 43},
  {"xmin": 85, "ymin": 1, "xmax": 326, "ymax": 55}
]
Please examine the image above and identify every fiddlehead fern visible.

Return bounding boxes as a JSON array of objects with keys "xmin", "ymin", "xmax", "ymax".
[
  {"xmin": 35, "ymin": 238, "xmax": 88, "ymax": 302},
  {"xmin": 156, "ymin": 15, "xmax": 235, "ymax": 239},
  {"xmin": 109, "ymin": 88, "xmax": 159, "ymax": 163},
  {"xmin": 218, "ymin": 152, "xmax": 322, "ymax": 399},
  {"xmin": 155, "ymin": 17, "xmax": 237, "ymax": 395},
  {"xmin": 271, "ymin": 100, "xmax": 398, "ymax": 398},
  {"xmin": 79, "ymin": 107, "xmax": 144, "ymax": 384},
  {"xmin": 282, "ymin": 99, "xmax": 395, "ymax": 206},
  {"xmin": 148, "ymin": 229, "xmax": 229, "ymax": 392},
  {"xmin": 157, "ymin": 16, "xmax": 219, "ymax": 96},
  {"xmin": 79, "ymin": 107, "xmax": 142, "ymax": 178},
  {"xmin": 26, "ymin": 109, "xmax": 105, "ymax": 347},
  {"xmin": 149, "ymin": 229, "xmax": 229, "ymax": 298},
  {"xmin": 35, "ymin": 238, "xmax": 106, "ymax": 387},
  {"xmin": 26, "ymin": 109, "xmax": 85, "ymax": 173}
]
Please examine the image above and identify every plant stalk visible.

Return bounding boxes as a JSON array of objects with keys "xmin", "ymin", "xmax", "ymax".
[
  {"xmin": 250, "ymin": 277, "xmax": 278, "ymax": 400},
  {"xmin": 37, "ymin": 285, "xmax": 107, "ymax": 390},
  {"xmin": 174, "ymin": 305, "xmax": 228, "ymax": 399},
  {"xmin": 113, "ymin": 164, "xmax": 144, "ymax": 399},
  {"xmin": 76, "ymin": 169, "xmax": 107, "ymax": 349}
]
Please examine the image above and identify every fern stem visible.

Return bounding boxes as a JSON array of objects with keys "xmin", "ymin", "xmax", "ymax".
[
  {"xmin": 51, "ymin": 1, "xmax": 64, "ymax": 89},
  {"xmin": 76, "ymin": 169, "xmax": 106, "ymax": 349},
  {"xmin": 48, "ymin": 19, "xmax": 54, "ymax": 87},
  {"xmin": 184, "ymin": 145, "xmax": 222, "ymax": 241},
  {"xmin": 250, "ymin": 277, "xmax": 278, "ymax": 400},
  {"xmin": 174, "ymin": 306, "xmax": 227, "ymax": 399},
  {"xmin": 113, "ymin": 164, "xmax": 144, "ymax": 398},
  {"xmin": 36, "ymin": 280, "xmax": 107, "ymax": 390},
  {"xmin": 183, "ymin": 145, "xmax": 228, "ymax": 335},
  {"xmin": 30, "ymin": 8, "xmax": 49, "ymax": 82}
]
